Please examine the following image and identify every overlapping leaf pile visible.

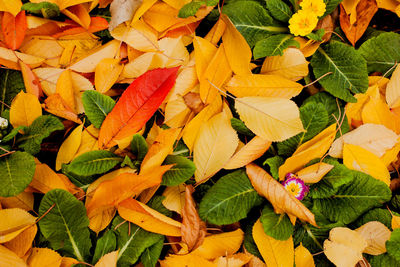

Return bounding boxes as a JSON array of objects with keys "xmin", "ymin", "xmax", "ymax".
[{"xmin": 1, "ymin": 0, "xmax": 400, "ymax": 266}]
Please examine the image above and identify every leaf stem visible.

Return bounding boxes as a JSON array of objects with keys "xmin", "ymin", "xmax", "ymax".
[{"xmin": 36, "ymin": 203, "xmax": 56, "ymax": 223}]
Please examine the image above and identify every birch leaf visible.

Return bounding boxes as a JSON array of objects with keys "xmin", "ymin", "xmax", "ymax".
[{"xmin": 10, "ymin": 91, "xmax": 42, "ymax": 128}]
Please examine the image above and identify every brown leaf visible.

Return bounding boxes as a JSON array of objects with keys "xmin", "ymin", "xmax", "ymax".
[
  {"xmin": 183, "ymin": 92, "xmax": 206, "ymax": 114},
  {"xmin": 340, "ymin": 0, "xmax": 378, "ymax": 46},
  {"xmin": 181, "ymin": 185, "xmax": 206, "ymax": 252},
  {"xmin": 246, "ymin": 163, "xmax": 317, "ymax": 226},
  {"xmin": 315, "ymin": 15, "xmax": 334, "ymax": 42}
]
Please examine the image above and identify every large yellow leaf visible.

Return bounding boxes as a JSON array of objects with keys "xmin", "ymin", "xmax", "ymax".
[
  {"xmin": 30, "ymin": 161, "xmax": 68, "ymax": 194},
  {"xmin": 278, "ymin": 124, "xmax": 336, "ymax": 180},
  {"xmin": 27, "ymin": 247, "xmax": 62, "ymax": 267},
  {"xmin": 0, "ymin": 0, "xmax": 22, "ymax": 16},
  {"xmin": 3, "ymin": 225, "xmax": 36, "ymax": 258},
  {"xmin": 0, "ymin": 208, "xmax": 36, "ymax": 243},
  {"xmin": 362, "ymin": 96, "xmax": 400, "ymax": 134},
  {"xmin": 74, "ymin": 125, "xmax": 99, "ymax": 158},
  {"xmin": 118, "ymin": 198, "xmax": 182, "ymax": 236},
  {"xmin": 0, "ymin": 245, "xmax": 27, "ymax": 267},
  {"xmin": 20, "ymin": 38, "xmax": 63, "ymax": 66},
  {"xmin": 140, "ymin": 128, "xmax": 180, "ymax": 174},
  {"xmin": 204, "ymin": 18, "xmax": 226, "ymax": 45},
  {"xmin": 164, "ymin": 98, "xmax": 192, "ymax": 128},
  {"xmin": 246, "ymin": 164, "xmax": 317, "ymax": 226},
  {"xmin": 252, "ymin": 219, "xmax": 294, "ymax": 267},
  {"xmin": 162, "ymin": 184, "xmax": 186, "ymax": 215},
  {"xmin": 194, "ymin": 112, "xmax": 239, "ymax": 183},
  {"xmin": 56, "ymin": 69, "xmax": 75, "ymax": 112},
  {"xmin": 225, "ymin": 74, "xmax": 303, "ymax": 98},
  {"xmin": 295, "ymin": 243, "xmax": 315, "ymax": 267},
  {"xmin": 213, "ymin": 253, "xmax": 252, "ymax": 267},
  {"xmin": 0, "ymin": 192, "xmax": 34, "ymax": 211},
  {"xmin": 165, "ymin": 62, "xmax": 197, "ymax": 103},
  {"xmin": 261, "ymin": 48, "xmax": 309, "ymax": 81},
  {"xmin": 224, "ymin": 136, "xmax": 271, "ymax": 170},
  {"xmin": 161, "ymin": 254, "xmax": 216, "ymax": 267},
  {"xmin": 95, "ymin": 58, "xmax": 124, "ymax": 94},
  {"xmin": 235, "ymin": 96, "xmax": 304, "ymax": 142},
  {"xmin": 355, "ymin": 221, "xmax": 391, "ymax": 255},
  {"xmin": 10, "ymin": 91, "xmax": 42, "ymax": 129},
  {"xmin": 157, "ymin": 36, "xmax": 189, "ymax": 67},
  {"xmin": 56, "ymin": 124, "xmax": 83, "ymax": 170},
  {"xmin": 193, "ymin": 36, "xmax": 217, "ymax": 80},
  {"xmin": 221, "ymin": 14, "xmax": 252, "ymax": 76},
  {"xmin": 343, "ymin": 144, "xmax": 390, "ymax": 186},
  {"xmin": 94, "ymin": 251, "xmax": 118, "ymax": 267},
  {"xmin": 324, "ymin": 227, "xmax": 367, "ymax": 267},
  {"xmin": 386, "ymin": 64, "xmax": 400, "ymax": 108},
  {"xmin": 296, "ymin": 162, "xmax": 334, "ymax": 184},
  {"xmin": 0, "ymin": 47, "xmax": 44, "ymax": 70}
]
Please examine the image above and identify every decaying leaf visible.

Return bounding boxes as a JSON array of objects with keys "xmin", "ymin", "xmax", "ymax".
[
  {"xmin": 296, "ymin": 162, "xmax": 334, "ymax": 184},
  {"xmin": 355, "ymin": 221, "xmax": 391, "ymax": 255}
]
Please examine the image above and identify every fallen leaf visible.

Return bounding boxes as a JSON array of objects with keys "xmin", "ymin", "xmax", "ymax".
[
  {"xmin": 355, "ymin": 221, "xmax": 391, "ymax": 255},
  {"xmin": 0, "ymin": 245, "xmax": 27, "ymax": 267},
  {"xmin": 3, "ymin": 224, "xmax": 36, "ymax": 258},
  {"xmin": 30, "ymin": 161, "xmax": 68, "ymax": 194},
  {"xmin": 94, "ymin": 58, "xmax": 124, "ymax": 94},
  {"xmin": 386, "ymin": 64, "xmax": 400, "ymax": 108},
  {"xmin": 56, "ymin": 124, "xmax": 84, "ymax": 170},
  {"xmin": 0, "ymin": 0, "xmax": 22, "ymax": 16},
  {"xmin": 43, "ymin": 94, "xmax": 82, "ymax": 124},
  {"xmin": 0, "ymin": 46, "xmax": 44, "ymax": 70},
  {"xmin": 0, "ymin": 192, "xmax": 34, "ymax": 211},
  {"xmin": 213, "ymin": 253, "xmax": 252, "ymax": 267},
  {"xmin": 27, "ymin": 247, "xmax": 62, "ymax": 267},
  {"xmin": 2, "ymin": 11, "xmax": 27, "ymax": 50},
  {"xmin": 10, "ymin": 91, "xmax": 42, "ymax": 128},
  {"xmin": 193, "ymin": 36, "xmax": 217, "ymax": 80},
  {"xmin": 160, "ymin": 254, "xmax": 216, "ymax": 267},
  {"xmin": 109, "ymin": 0, "xmax": 142, "ymax": 30},
  {"xmin": 56, "ymin": 69, "xmax": 76, "ymax": 112},
  {"xmin": 392, "ymin": 214, "xmax": 400, "ymax": 230},
  {"xmin": 0, "ymin": 208, "xmax": 36, "ymax": 243},
  {"xmin": 94, "ymin": 251, "xmax": 118, "ymax": 267},
  {"xmin": 162, "ymin": 184, "xmax": 186, "ymax": 215},
  {"xmin": 296, "ymin": 162, "xmax": 334, "ymax": 184},
  {"xmin": 295, "ymin": 243, "xmax": 315, "ymax": 267},
  {"xmin": 18, "ymin": 61, "xmax": 42, "ymax": 98}
]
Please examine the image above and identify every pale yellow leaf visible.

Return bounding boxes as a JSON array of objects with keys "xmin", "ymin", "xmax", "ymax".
[
  {"xmin": 109, "ymin": 0, "xmax": 142, "ymax": 30},
  {"xmin": 0, "ymin": 0, "xmax": 22, "ymax": 16},
  {"xmin": 118, "ymin": 198, "xmax": 182, "ymax": 236},
  {"xmin": 0, "ymin": 192, "xmax": 34, "ymax": 211},
  {"xmin": 0, "ymin": 47, "xmax": 44, "ymax": 70},
  {"xmin": 94, "ymin": 251, "xmax": 118, "ymax": 267},
  {"xmin": 193, "ymin": 36, "xmax": 217, "ymax": 80},
  {"xmin": 0, "ymin": 208, "xmax": 36, "ymax": 243},
  {"xmin": 3, "ymin": 225, "xmax": 36, "ymax": 258},
  {"xmin": 56, "ymin": 124, "xmax": 84, "ymax": 170},
  {"xmin": 30, "ymin": 161, "xmax": 68, "ymax": 194},
  {"xmin": 221, "ymin": 14, "xmax": 252, "ymax": 76},
  {"xmin": 28, "ymin": 247, "xmax": 62, "ymax": 267},
  {"xmin": 329, "ymin": 123, "xmax": 398, "ymax": 158},
  {"xmin": 355, "ymin": 221, "xmax": 391, "ymax": 255},
  {"xmin": 160, "ymin": 254, "xmax": 216, "ymax": 267},
  {"xmin": 213, "ymin": 253, "xmax": 252, "ymax": 267},
  {"xmin": 164, "ymin": 98, "xmax": 192, "ymax": 128},
  {"xmin": 165, "ymin": 63, "xmax": 197, "ymax": 103},
  {"xmin": 247, "ymin": 164, "xmax": 317, "ymax": 226},
  {"xmin": 157, "ymin": 36, "xmax": 190, "ymax": 68},
  {"xmin": 386, "ymin": 64, "xmax": 400, "ymax": 108},
  {"xmin": 343, "ymin": 144, "xmax": 390, "ymax": 186},
  {"xmin": 278, "ymin": 124, "xmax": 336, "ymax": 180},
  {"xmin": 252, "ymin": 219, "xmax": 294, "ymax": 267},
  {"xmin": 261, "ymin": 48, "xmax": 309, "ymax": 81},
  {"xmin": 10, "ymin": 91, "xmax": 42, "ymax": 128},
  {"xmin": 0, "ymin": 245, "xmax": 27, "ymax": 267},
  {"xmin": 224, "ymin": 136, "xmax": 271, "ymax": 170},
  {"xmin": 392, "ymin": 215, "xmax": 400, "ymax": 229},
  {"xmin": 20, "ymin": 38, "xmax": 63, "ymax": 66},
  {"xmin": 162, "ymin": 185, "xmax": 186, "ymax": 215},
  {"xmin": 94, "ymin": 58, "xmax": 123, "ymax": 94},
  {"xmin": 225, "ymin": 74, "xmax": 303, "ymax": 98},
  {"xmin": 296, "ymin": 162, "xmax": 334, "ymax": 184},
  {"xmin": 235, "ymin": 96, "xmax": 304, "ymax": 142},
  {"xmin": 194, "ymin": 112, "xmax": 239, "ymax": 183},
  {"xmin": 295, "ymin": 243, "xmax": 315, "ymax": 267}
]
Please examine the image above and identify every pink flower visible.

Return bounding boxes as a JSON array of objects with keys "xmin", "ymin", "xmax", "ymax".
[{"xmin": 283, "ymin": 173, "xmax": 309, "ymax": 200}]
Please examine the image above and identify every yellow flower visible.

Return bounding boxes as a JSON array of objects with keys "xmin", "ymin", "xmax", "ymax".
[
  {"xmin": 288, "ymin": 10, "xmax": 319, "ymax": 36},
  {"xmin": 300, "ymin": 0, "xmax": 326, "ymax": 17}
]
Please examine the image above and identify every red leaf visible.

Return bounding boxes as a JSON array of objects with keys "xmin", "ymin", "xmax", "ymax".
[
  {"xmin": 2, "ymin": 11, "xmax": 27, "ymax": 50},
  {"xmin": 99, "ymin": 67, "xmax": 180, "ymax": 148}
]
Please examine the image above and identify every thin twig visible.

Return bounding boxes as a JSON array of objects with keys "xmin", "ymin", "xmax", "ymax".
[
  {"xmin": 303, "ymin": 72, "xmax": 333, "ymax": 88},
  {"xmin": 36, "ymin": 203, "xmax": 56, "ymax": 223}
]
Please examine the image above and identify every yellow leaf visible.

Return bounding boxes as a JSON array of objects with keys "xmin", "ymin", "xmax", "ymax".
[
  {"xmin": 345, "ymin": 92, "xmax": 370, "ymax": 126},
  {"xmin": 355, "ymin": 221, "xmax": 391, "ymax": 255},
  {"xmin": 221, "ymin": 14, "xmax": 252, "ymax": 76},
  {"xmin": 27, "ymin": 247, "xmax": 62, "ymax": 267},
  {"xmin": 0, "ymin": 208, "xmax": 36, "ymax": 243},
  {"xmin": 131, "ymin": 0, "xmax": 158, "ymax": 24},
  {"xmin": 10, "ymin": 91, "xmax": 42, "ymax": 128},
  {"xmin": 161, "ymin": 254, "xmax": 216, "ymax": 267},
  {"xmin": 74, "ymin": 125, "xmax": 99, "ymax": 158},
  {"xmin": 343, "ymin": 144, "xmax": 390, "ymax": 186},
  {"xmin": 224, "ymin": 136, "xmax": 271, "ymax": 170},
  {"xmin": 392, "ymin": 215, "xmax": 400, "ymax": 230},
  {"xmin": 157, "ymin": 36, "xmax": 190, "ymax": 68},
  {"xmin": 194, "ymin": 112, "xmax": 239, "ymax": 183},
  {"xmin": 213, "ymin": 253, "xmax": 252, "ymax": 267},
  {"xmin": 94, "ymin": 251, "xmax": 118, "ymax": 267},
  {"xmin": 165, "ymin": 63, "xmax": 197, "ymax": 103},
  {"xmin": 0, "ymin": 0, "xmax": 22, "ymax": 16},
  {"xmin": 362, "ymin": 96, "xmax": 400, "ymax": 134},
  {"xmin": 342, "ymin": 0, "xmax": 361, "ymax": 24},
  {"xmin": 164, "ymin": 98, "xmax": 192, "ymax": 128},
  {"xmin": 30, "ymin": 161, "xmax": 68, "ymax": 194},
  {"xmin": 278, "ymin": 124, "xmax": 336, "ymax": 180},
  {"xmin": 225, "ymin": 74, "xmax": 303, "ymax": 98},
  {"xmin": 252, "ymin": 219, "xmax": 294, "ymax": 267},
  {"xmin": 60, "ymin": 256, "xmax": 79, "ymax": 267},
  {"xmin": 0, "ymin": 47, "xmax": 44, "ymax": 70},
  {"xmin": 3, "ymin": 225, "xmax": 36, "ymax": 258},
  {"xmin": 324, "ymin": 227, "xmax": 367, "ymax": 267},
  {"xmin": 0, "ymin": 245, "xmax": 27, "ymax": 267},
  {"xmin": 56, "ymin": 69, "xmax": 76, "ymax": 112},
  {"xmin": 235, "ymin": 96, "xmax": 304, "ymax": 142},
  {"xmin": 296, "ymin": 162, "xmax": 334, "ymax": 184},
  {"xmin": 0, "ymin": 192, "xmax": 34, "ymax": 211},
  {"xmin": 329, "ymin": 123, "xmax": 398, "ymax": 158},
  {"xmin": 295, "ymin": 243, "xmax": 315, "ymax": 267},
  {"xmin": 247, "ymin": 164, "xmax": 317, "ymax": 226},
  {"xmin": 204, "ymin": 18, "xmax": 226, "ymax": 45},
  {"xmin": 293, "ymin": 37, "xmax": 320, "ymax": 58},
  {"xmin": 386, "ymin": 64, "xmax": 400, "ymax": 108},
  {"xmin": 162, "ymin": 184, "xmax": 186, "ymax": 215},
  {"xmin": 193, "ymin": 36, "xmax": 217, "ymax": 81},
  {"xmin": 56, "ymin": 124, "xmax": 84, "ymax": 170},
  {"xmin": 261, "ymin": 48, "xmax": 309, "ymax": 81},
  {"xmin": 381, "ymin": 140, "xmax": 400, "ymax": 166},
  {"xmin": 94, "ymin": 58, "xmax": 123, "ymax": 94},
  {"xmin": 162, "ymin": 0, "xmax": 190, "ymax": 9},
  {"xmin": 118, "ymin": 198, "xmax": 182, "ymax": 236},
  {"xmin": 20, "ymin": 38, "xmax": 63, "ymax": 67},
  {"xmin": 376, "ymin": 0, "xmax": 400, "ymax": 13}
]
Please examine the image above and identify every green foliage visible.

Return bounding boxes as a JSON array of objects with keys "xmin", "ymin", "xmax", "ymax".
[
  {"xmin": 161, "ymin": 155, "xmax": 196, "ymax": 186},
  {"xmin": 265, "ymin": 0, "xmax": 293, "ymax": 22},
  {"xmin": 0, "ymin": 151, "xmax": 36, "ymax": 197},
  {"xmin": 368, "ymin": 253, "xmax": 400, "ymax": 267},
  {"xmin": 263, "ymin": 156, "xmax": 284, "ymax": 180},
  {"xmin": 92, "ymin": 230, "xmax": 117, "ymax": 264},
  {"xmin": 38, "ymin": 189, "xmax": 92, "ymax": 261},
  {"xmin": 352, "ymin": 208, "xmax": 392, "ymax": 229},
  {"xmin": 253, "ymin": 34, "xmax": 299, "ymax": 59},
  {"xmin": 140, "ymin": 238, "xmax": 164, "ymax": 267},
  {"xmin": 199, "ymin": 170, "xmax": 263, "ymax": 225},
  {"xmin": 311, "ymin": 41, "xmax": 369, "ymax": 102},
  {"xmin": 22, "ymin": 2, "xmax": 60, "ymax": 18},
  {"xmin": 131, "ymin": 133, "xmax": 148, "ymax": 162},
  {"xmin": 147, "ymin": 195, "xmax": 172, "ymax": 217},
  {"xmin": 0, "ymin": 70, "xmax": 25, "ymax": 114},
  {"xmin": 82, "ymin": 90, "xmax": 115, "ymax": 129},
  {"xmin": 231, "ymin": 117, "xmax": 255, "ymax": 137},
  {"xmin": 178, "ymin": 1, "xmax": 203, "ymax": 18},
  {"xmin": 260, "ymin": 203, "xmax": 293, "ymax": 240},
  {"xmin": 68, "ymin": 150, "xmax": 122, "ymax": 176},
  {"xmin": 387, "ymin": 229, "xmax": 400, "ymax": 262},
  {"xmin": 323, "ymin": 0, "xmax": 342, "ymax": 17},
  {"xmin": 307, "ymin": 29, "xmax": 325, "ymax": 41}
]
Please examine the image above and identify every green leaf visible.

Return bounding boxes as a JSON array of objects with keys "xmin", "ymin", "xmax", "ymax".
[
  {"xmin": 2, "ymin": 126, "xmax": 25, "ymax": 143},
  {"xmin": 231, "ymin": 117, "xmax": 255, "ymax": 137},
  {"xmin": 323, "ymin": 0, "xmax": 342, "ymax": 17},
  {"xmin": 92, "ymin": 230, "xmax": 117, "ymax": 264},
  {"xmin": 260, "ymin": 203, "xmax": 293, "ymax": 240},
  {"xmin": 265, "ymin": 0, "xmax": 292, "ymax": 22},
  {"xmin": 223, "ymin": 1, "xmax": 287, "ymax": 47},
  {"xmin": 312, "ymin": 171, "xmax": 392, "ymax": 224},
  {"xmin": 253, "ymin": 34, "xmax": 299, "ymax": 59},
  {"xmin": 352, "ymin": 208, "xmax": 392, "ymax": 229},
  {"xmin": 161, "ymin": 155, "xmax": 196, "ymax": 186},
  {"xmin": 243, "ymin": 222, "xmax": 263, "ymax": 259},
  {"xmin": 140, "ymin": 238, "xmax": 164, "ymax": 267},
  {"xmin": 358, "ymin": 32, "xmax": 400, "ymax": 74},
  {"xmin": 387, "ymin": 229, "xmax": 400, "ymax": 262},
  {"xmin": 147, "ymin": 195, "xmax": 172, "ymax": 217},
  {"xmin": 391, "ymin": 195, "xmax": 400, "ymax": 211},
  {"xmin": 368, "ymin": 253, "xmax": 400, "ymax": 267},
  {"xmin": 82, "ymin": 90, "xmax": 115, "ymax": 129},
  {"xmin": 121, "ymin": 155, "xmax": 136, "ymax": 169},
  {"xmin": 61, "ymin": 164, "xmax": 95, "ymax": 187},
  {"xmin": 0, "ymin": 151, "xmax": 36, "ymax": 197},
  {"xmin": 311, "ymin": 41, "xmax": 369, "ymax": 102},
  {"xmin": 199, "ymin": 169, "xmax": 263, "ymax": 225},
  {"xmin": 21, "ymin": 2, "xmax": 60, "ymax": 18},
  {"xmin": 307, "ymin": 29, "xmax": 325, "ymax": 41},
  {"xmin": 0, "ymin": 69, "xmax": 25, "ymax": 114},
  {"xmin": 68, "ymin": 150, "xmax": 122, "ymax": 176},
  {"xmin": 130, "ymin": 134, "xmax": 148, "ymax": 162},
  {"xmin": 17, "ymin": 115, "xmax": 64, "ymax": 155},
  {"xmin": 38, "ymin": 189, "xmax": 91, "ymax": 261},
  {"xmin": 112, "ymin": 216, "xmax": 163, "ymax": 266},
  {"xmin": 178, "ymin": 1, "xmax": 203, "ymax": 18},
  {"xmin": 277, "ymin": 102, "xmax": 329, "ymax": 156},
  {"xmin": 263, "ymin": 156, "xmax": 284, "ymax": 180}
]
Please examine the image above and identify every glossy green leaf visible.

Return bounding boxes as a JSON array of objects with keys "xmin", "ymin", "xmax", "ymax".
[
  {"xmin": 161, "ymin": 155, "xmax": 196, "ymax": 186},
  {"xmin": 260, "ymin": 202, "xmax": 293, "ymax": 240},
  {"xmin": 265, "ymin": 0, "xmax": 292, "ymax": 22},
  {"xmin": 82, "ymin": 90, "xmax": 115, "ymax": 129},
  {"xmin": 387, "ymin": 229, "xmax": 400, "ymax": 262},
  {"xmin": 68, "ymin": 150, "xmax": 122, "ymax": 176},
  {"xmin": 92, "ymin": 230, "xmax": 117, "ymax": 264},
  {"xmin": 231, "ymin": 117, "xmax": 255, "ymax": 137},
  {"xmin": 130, "ymin": 134, "xmax": 148, "ymax": 162},
  {"xmin": 253, "ymin": 34, "xmax": 299, "ymax": 59},
  {"xmin": 0, "ymin": 69, "xmax": 25, "ymax": 114},
  {"xmin": 140, "ymin": 238, "xmax": 164, "ymax": 267}
]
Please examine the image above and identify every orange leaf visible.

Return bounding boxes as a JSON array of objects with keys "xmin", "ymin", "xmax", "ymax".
[
  {"xmin": 43, "ymin": 94, "xmax": 82, "ymax": 124},
  {"xmin": 246, "ymin": 164, "xmax": 317, "ymax": 226},
  {"xmin": 2, "ymin": 11, "xmax": 27, "ymax": 50},
  {"xmin": 3, "ymin": 224, "xmax": 36, "ymax": 258},
  {"xmin": 18, "ymin": 61, "xmax": 42, "ymax": 99},
  {"xmin": 0, "ymin": 245, "xmax": 27, "ymax": 267},
  {"xmin": 56, "ymin": 69, "xmax": 75, "ymax": 112},
  {"xmin": 30, "ymin": 161, "xmax": 68, "ymax": 194},
  {"xmin": 27, "ymin": 247, "xmax": 62, "ymax": 267}
]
